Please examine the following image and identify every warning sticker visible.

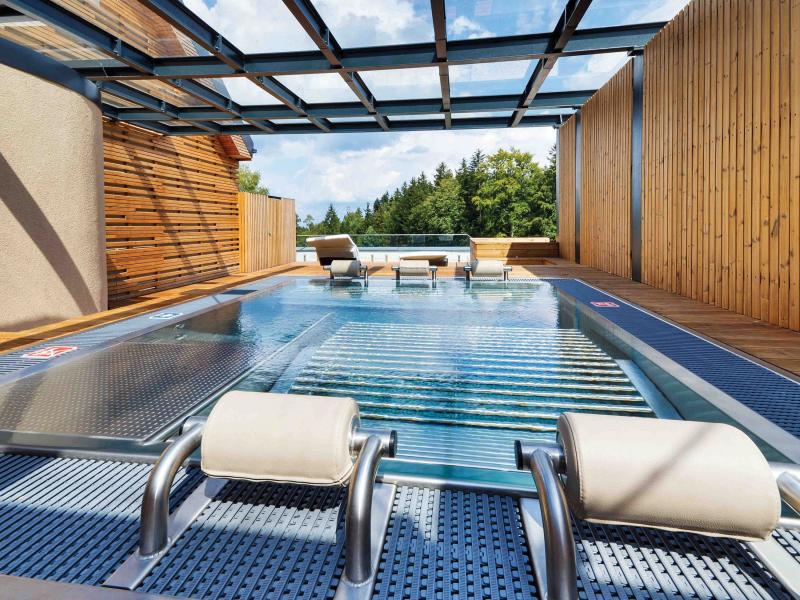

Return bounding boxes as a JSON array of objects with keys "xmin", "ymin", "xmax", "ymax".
[
  {"xmin": 22, "ymin": 345, "xmax": 79, "ymax": 359},
  {"xmin": 149, "ymin": 312, "xmax": 184, "ymax": 320},
  {"xmin": 590, "ymin": 301, "xmax": 619, "ymax": 308}
]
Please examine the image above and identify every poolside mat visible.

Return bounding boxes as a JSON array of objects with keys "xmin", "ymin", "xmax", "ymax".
[
  {"xmin": 0, "ymin": 453, "xmax": 201, "ymax": 585},
  {"xmin": 290, "ymin": 322, "xmax": 654, "ymax": 472},
  {"xmin": 372, "ymin": 486, "xmax": 538, "ymax": 600},
  {"xmin": 574, "ymin": 519, "xmax": 794, "ymax": 599},
  {"xmin": 137, "ymin": 481, "xmax": 347, "ymax": 600},
  {"xmin": 546, "ymin": 278, "xmax": 800, "ymax": 439},
  {"xmin": 0, "ymin": 341, "xmax": 256, "ymax": 440}
]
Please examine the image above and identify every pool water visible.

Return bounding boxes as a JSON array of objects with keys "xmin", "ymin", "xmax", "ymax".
[{"xmin": 142, "ymin": 278, "xmax": 659, "ymax": 485}]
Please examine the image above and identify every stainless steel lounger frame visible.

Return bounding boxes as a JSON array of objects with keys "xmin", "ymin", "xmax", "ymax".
[
  {"xmin": 463, "ymin": 263, "xmax": 513, "ymax": 281},
  {"xmin": 514, "ymin": 440, "xmax": 800, "ymax": 600},
  {"xmin": 107, "ymin": 417, "xmax": 396, "ymax": 596}
]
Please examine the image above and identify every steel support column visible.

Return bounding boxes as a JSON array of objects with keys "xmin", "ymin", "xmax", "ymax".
[{"xmin": 630, "ymin": 52, "xmax": 644, "ymax": 282}]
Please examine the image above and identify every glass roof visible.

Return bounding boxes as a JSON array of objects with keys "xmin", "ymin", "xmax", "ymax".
[{"xmin": 1, "ymin": 0, "xmax": 671, "ymax": 135}]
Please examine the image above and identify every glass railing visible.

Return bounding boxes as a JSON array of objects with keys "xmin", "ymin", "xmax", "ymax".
[{"xmin": 296, "ymin": 233, "xmax": 471, "ymax": 263}]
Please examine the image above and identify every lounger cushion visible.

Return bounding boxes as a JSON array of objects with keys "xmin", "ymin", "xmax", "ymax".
[
  {"xmin": 330, "ymin": 259, "xmax": 363, "ymax": 278},
  {"xmin": 202, "ymin": 391, "xmax": 358, "ymax": 485},
  {"xmin": 469, "ymin": 260, "xmax": 507, "ymax": 278},
  {"xmin": 400, "ymin": 251, "xmax": 449, "ymax": 266},
  {"xmin": 558, "ymin": 413, "xmax": 781, "ymax": 541},
  {"xmin": 398, "ymin": 260, "xmax": 430, "ymax": 276},
  {"xmin": 307, "ymin": 234, "xmax": 359, "ymax": 263}
]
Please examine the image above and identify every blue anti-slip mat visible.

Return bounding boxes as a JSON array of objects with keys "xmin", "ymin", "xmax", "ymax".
[{"xmin": 545, "ymin": 278, "xmax": 800, "ymax": 438}]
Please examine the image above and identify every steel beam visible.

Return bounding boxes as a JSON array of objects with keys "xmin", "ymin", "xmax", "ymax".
[
  {"xmin": 0, "ymin": 37, "xmax": 99, "ymax": 103},
  {"xmin": 510, "ymin": 0, "xmax": 593, "ymax": 127},
  {"xmin": 282, "ymin": 0, "xmax": 388, "ymax": 131},
  {"xmin": 430, "ymin": 0, "xmax": 451, "ymax": 129},
  {"xmin": 630, "ymin": 52, "xmax": 644, "ymax": 281},
  {"xmin": 70, "ymin": 23, "xmax": 664, "ymax": 81}
]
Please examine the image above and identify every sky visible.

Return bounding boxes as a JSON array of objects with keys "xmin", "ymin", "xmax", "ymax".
[{"xmin": 187, "ymin": 0, "xmax": 689, "ymax": 219}]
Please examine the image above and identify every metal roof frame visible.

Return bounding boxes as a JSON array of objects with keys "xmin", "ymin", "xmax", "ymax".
[{"xmin": 0, "ymin": 0, "xmax": 667, "ymax": 135}]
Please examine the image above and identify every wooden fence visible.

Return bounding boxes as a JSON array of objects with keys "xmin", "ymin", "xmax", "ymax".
[
  {"xmin": 557, "ymin": 117, "xmax": 577, "ymax": 262},
  {"xmin": 557, "ymin": 0, "xmax": 800, "ymax": 332},
  {"xmin": 104, "ymin": 121, "xmax": 241, "ymax": 302},
  {"xmin": 239, "ymin": 193, "xmax": 297, "ymax": 272}
]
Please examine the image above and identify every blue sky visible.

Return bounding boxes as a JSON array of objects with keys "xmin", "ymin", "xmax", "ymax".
[{"xmin": 189, "ymin": 0, "xmax": 687, "ymax": 219}]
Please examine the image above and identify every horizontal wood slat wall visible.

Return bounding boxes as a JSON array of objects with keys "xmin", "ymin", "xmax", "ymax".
[
  {"xmin": 558, "ymin": 116, "xmax": 577, "ymax": 262},
  {"xmin": 104, "ymin": 121, "xmax": 241, "ymax": 301},
  {"xmin": 239, "ymin": 193, "xmax": 297, "ymax": 272},
  {"xmin": 579, "ymin": 60, "xmax": 633, "ymax": 278},
  {"xmin": 643, "ymin": 0, "xmax": 799, "ymax": 331}
]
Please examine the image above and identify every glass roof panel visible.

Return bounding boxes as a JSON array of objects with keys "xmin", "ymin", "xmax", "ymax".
[
  {"xmin": 313, "ymin": 0, "xmax": 434, "ymax": 47},
  {"xmin": 445, "ymin": 0, "xmax": 565, "ymax": 40},
  {"xmin": 182, "ymin": 0, "xmax": 317, "ymax": 53},
  {"xmin": 224, "ymin": 79, "xmax": 283, "ymax": 106},
  {"xmin": 0, "ymin": 16, "xmax": 105, "ymax": 61},
  {"xmin": 539, "ymin": 53, "xmax": 630, "ymax": 93},
  {"xmin": 454, "ymin": 111, "xmax": 513, "ymax": 119},
  {"xmin": 328, "ymin": 117, "xmax": 378, "ymax": 123},
  {"xmin": 359, "ymin": 68, "xmax": 441, "ymax": 101},
  {"xmin": 388, "ymin": 114, "xmax": 445, "ymax": 121},
  {"xmin": 126, "ymin": 79, "xmax": 207, "ymax": 107},
  {"xmin": 450, "ymin": 61, "xmax": 535, "ymax": 97},
  {"xmin": 579, "ymin": 0, "xmax": 690, "ymax": 29},
  {"xmin": 49, "ymin": 0, "xmax": 206, "ymax": 58},
  {"xmin": 274, "ymin": 73, "xmax": 359, "ymax": 103},
  {"xmin": 101, "ymin": 92, "xmax": 141, "ymax": 108}
]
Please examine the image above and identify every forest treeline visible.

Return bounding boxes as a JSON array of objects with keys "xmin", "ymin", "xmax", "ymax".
[{"xmin": 295, "ymin": 146, "xmax": 557, "ymax": 239}]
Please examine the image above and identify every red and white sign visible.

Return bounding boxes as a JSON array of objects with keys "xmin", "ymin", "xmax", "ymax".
[
  {"xmin": 22, "ymin": 345, "xmax": 78, "ymax": 359},
  {"xmin": 590, "ymin": 301, "xmax": 619, "ymax": 308}
]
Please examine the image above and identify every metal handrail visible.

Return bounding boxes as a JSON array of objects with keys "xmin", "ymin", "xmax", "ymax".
[{"xmin": 137, "ymin": 418, "xmax": 396, "ymax": 585}]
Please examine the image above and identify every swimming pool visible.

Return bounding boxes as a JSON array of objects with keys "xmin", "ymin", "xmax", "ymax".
[{"xmin": 0, "ymin": 276, "xmax": 794, "ymax": 488}]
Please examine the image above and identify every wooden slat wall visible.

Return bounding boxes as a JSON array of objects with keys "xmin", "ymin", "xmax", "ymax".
[
  {"xmin": 239, "ymin": 193, "xmax": 297, "ymax": 272},
  {"xmin": 557, "ymin": 116, "xmax": 577, "ymax": 262},
  {"xmin": 579, "ymin": 61, "xmax": 633, "ymax": 278},
  {"xmin": 642, "ymin": 0, "xmax": 799, "ymax": 331},
  {"xmin": 104, "ymin": 121, "xmax": 241, "ymax": 301}
]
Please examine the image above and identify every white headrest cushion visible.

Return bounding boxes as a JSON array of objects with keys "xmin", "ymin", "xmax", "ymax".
[
  {"xmin": 201, "ymin": 391, "xmax": 359, "ymax": 485},
  {"xmin": 330, "ymin": 259, "xmax": 362, "ymax": 277},
  {"xmin": 558, "ymin": 413, "xmax": 781, "ymax": 541},
  {"xmin": 470, "ymin": 260, "xmax": 506, "ymax": 277}
]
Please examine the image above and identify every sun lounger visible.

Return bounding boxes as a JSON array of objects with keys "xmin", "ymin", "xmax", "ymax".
[
  {"xmin": 324, "ymin": 258, "xmax": 368, "ymax": 283},
  {"xmin": 392, "ymin": 259, "xmax": 437, "ymax": 282},
  {"xmin": 515, "ymin": 413, "xmax": 800, "ymax": 600},
  {"xmin": 307, "ymin": 234, "xmax": 359, "ymax": 266},
  {"xmin": 463, "ymin": 259, "xmax": 513, "ymax": 281},
  {"xmin": 398, "ymin": 251, "xmax": 449, "ymax": 267},
  {"xmin": 108, "ymin": 392, "xmax": 397, "ymax": 598}
]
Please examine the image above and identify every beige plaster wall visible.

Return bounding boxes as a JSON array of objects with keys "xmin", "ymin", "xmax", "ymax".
[{"xmin": 0, "ymin": 64, "xmax": 106, "ymax": 331}]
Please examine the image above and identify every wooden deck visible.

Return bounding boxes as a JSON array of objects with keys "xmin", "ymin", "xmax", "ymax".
[{"xmin": 2, "ymin": 259, "xmax": 799, "ymax": 378}]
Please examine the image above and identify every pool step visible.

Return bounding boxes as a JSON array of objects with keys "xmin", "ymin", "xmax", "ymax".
[{"xmin": 289, "ymin": 322, "xmax": 654, "ymax": 472}]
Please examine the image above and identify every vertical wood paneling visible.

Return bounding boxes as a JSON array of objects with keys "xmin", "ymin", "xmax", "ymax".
[
  {"xmin": 579, "ymin": 61, "xmax": 633, "ymax": 278},
  {"xmin": 557, "ymin": 117, "xmax": 577, "ymax": 262},
  {"xmin": 640, "ymin": 0, "xmax": 800, "ymax": 331},
  {"xmin": 104, "ymin": 121, "xmax": 241, "ymax": 301},
  {"xmin": 239, "ymin": 193, "xmax": 297, "ymax": 272}
]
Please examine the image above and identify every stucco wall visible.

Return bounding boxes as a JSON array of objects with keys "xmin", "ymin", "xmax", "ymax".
[{"xmin": 0, "ymin": 64, "xmax": 106, "ymax": 331}]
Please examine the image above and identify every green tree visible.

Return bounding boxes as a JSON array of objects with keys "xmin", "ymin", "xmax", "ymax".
[
  {"xmin": 410, "ymin": 176, "xmax": 464, "ymax": 233},
  {"xmin": 472, "ymin": 149, "xmax": 555, "ymax": 238},
  {"xmin": 319, "ymin": 204, "xmax": 342, "ymax": 234},
  {"xmin": 237, "ymin": 165, "xmax": 270, "ymax": 195}
]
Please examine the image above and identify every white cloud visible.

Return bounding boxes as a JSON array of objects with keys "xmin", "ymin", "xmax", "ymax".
[{"xmin": 250, "ymin": 128, "xmax": 556, "ymax": 219}]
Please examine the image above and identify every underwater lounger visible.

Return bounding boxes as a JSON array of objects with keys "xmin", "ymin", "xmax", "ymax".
[
  {"xmin": 324, "ymin": 259, "xmax": 368, "ymax": 282},
  {"xmin": 392, "ymin": 259, "xmax": 438, "ymax": 281},
  {"xmin": 516, "ymin": 413, "xmax": 800, "ymax": 600},
  {"xmin": 132, "ymin": 391, "xmax": 396, "ymax": 593},
  {"xmin": 463, "ymin": 259, "xmax": 513, "ymax": 281}
]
